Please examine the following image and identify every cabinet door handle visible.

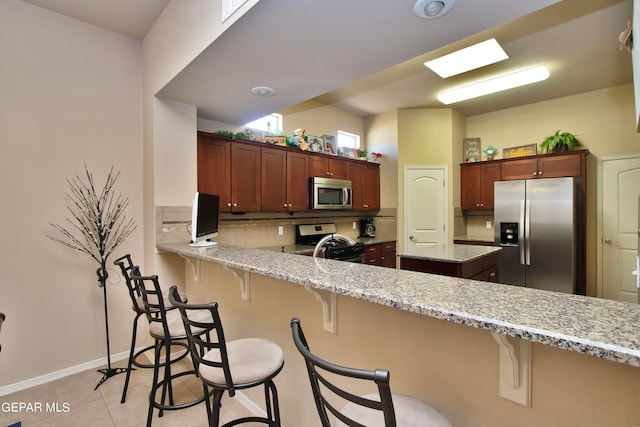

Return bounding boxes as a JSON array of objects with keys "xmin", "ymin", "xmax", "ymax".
[
  {"xmin": 227, "ymin": 202, "xmax": 232, "ymax": 207},
  {"xmin": 533, "ymin": 171, "xmax": 537, "ymax": 176},
  {"xmin": 363, "ymin": 204, "xmax": 368, "ymax": 208},
  {"xmin": 538, "ymin": 171, "xmax": 543, "ymax": 176},
  {"xmin": 284, "ymin": 203, "xmax": 288, "ymax": 207},
  {"xmin": 233, "ymin": 203, "xmax": 237, "ymax": 207},
  {"xmin": 288, "ymin": 203, "xmax": 292, "ymax": 207}
]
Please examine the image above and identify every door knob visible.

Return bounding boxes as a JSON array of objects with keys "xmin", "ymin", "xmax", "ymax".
[
  {"xmin": 604, "ymin": 238, "xmax": 612, "ymax": 244},
  {"xmin": 409, "ymin": 235, "xmax": 414, "ymax": 240}
]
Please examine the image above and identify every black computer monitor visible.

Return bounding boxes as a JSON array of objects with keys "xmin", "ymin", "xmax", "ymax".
[{"xmin": 189, "ymin": 192, "xmax": 219, "ymax": 247}]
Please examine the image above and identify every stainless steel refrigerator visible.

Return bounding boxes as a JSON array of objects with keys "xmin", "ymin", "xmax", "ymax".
[{"xmin": 494, "ymin": 177, "xmax": 577, "ymax": 293}]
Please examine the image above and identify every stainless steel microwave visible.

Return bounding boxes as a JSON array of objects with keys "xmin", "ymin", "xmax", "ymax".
[{"xmin": 310, "ymin": 177, "xmax": 352, "ymax": 210}]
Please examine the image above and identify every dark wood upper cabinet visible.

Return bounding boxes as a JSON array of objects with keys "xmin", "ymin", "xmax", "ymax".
[
  {"xmin": 229, "ymin": 143, "xmax": 261, "ymax": 212},
  {"xmin": 261, "ymin": 147, "xmax": 309, "ymax": 212},
  {"xmin": 197, "ymin": 132, "xmax": 260, "ymax": 213},
  {"xmin": 460, "ymin": 162, "xmax": 500, "ymax": 210},
  {"xmin": 309, "ymin": 155, "xmax": 347, "ymax": 179},
  {"xmin": 197, "ymin": 134, "xmax": 231, "ymax": 211},
  {"xmin": 500, "ymin": 151, "xmax": 586, "ymax": 181},
  {"xmin": 348, "ymin": 161, "xmax": 380, "ymax": 211},
  {"xmin": 197, "ymin": 131, "xmax": 379, "ymax": 213}
]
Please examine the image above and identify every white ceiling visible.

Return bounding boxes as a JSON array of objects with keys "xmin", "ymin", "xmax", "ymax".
[{"xmin": 21, "ymin": 0, "xmax": 634, "ymax": 125}]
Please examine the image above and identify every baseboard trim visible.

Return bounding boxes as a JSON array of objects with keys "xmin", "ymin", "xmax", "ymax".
[{"xmin": 0, "ymin": 349, "xmax": 130, "ymax": 397}]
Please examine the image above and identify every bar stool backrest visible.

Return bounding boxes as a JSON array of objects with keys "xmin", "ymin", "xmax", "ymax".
[
  {"xmin": 130, "ymin": 267, "xmax": 173, "ymax": 340},
  {"xmin": 290, "ymin": 318, "xmax": 396, "ymax": 427},
  {"xmin": 113, "ymin": 254, "xmax": 144, "ymax": 314},
  {"xmin": 168, "ymin": 286, "xmax": 236, "ymax": 396}
]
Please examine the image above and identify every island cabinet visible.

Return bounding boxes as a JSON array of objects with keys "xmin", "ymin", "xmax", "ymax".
[
  {"xmin": 309, "ymin": 154, "xmax": 347, "ymax": 179},
  {"xmin": 348, "ymin": 161, "xmax": 380, "ymax": 211},
  {"xmin": 365, "ymin": 241, "xmax": 397, "ymax": 268},
  {"xmin": 399, "ymin": 245, "xmax": 500, "ymax": 282},
  {"xmin": 197, "ymin": 134, "xmax": 262, "ymax": 213},
  {"xmin": 261, "ymin": 147, "xmax": 309, "ymax": 212},
  {"xmin": 500, "ymin": 150, "xmax": 587, "ymax": 181},
  {"xmin": 460, "ymin": 162, "xmax": 500, "ymax": 210}
]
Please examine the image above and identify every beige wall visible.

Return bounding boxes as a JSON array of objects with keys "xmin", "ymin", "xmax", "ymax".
[
  {"xmin": 182, "ymin": 257, "xmax": 640, "ymax": 427},
  {"xmin": 396, "ymin": 108, "xmax": 466, "ymax": 249},
  {"xmin": 366, "ymin": 110, "xmax": 399, "ymax": 209},
  {"xmin": 279, "ymin": 100, "xmax": 366, "ymax": 143},
  {"xmin": 466, "ymin": 83, "xmax": 640, "ymax": 296},
  {"xmin": 0, "ymin": 0, "xmax": 144, "ymax": 389}
]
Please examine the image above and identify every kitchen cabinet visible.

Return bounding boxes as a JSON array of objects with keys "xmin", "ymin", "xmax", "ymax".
[
  {"xmin": 500, "ymin": 150, "xmax": 586, "ymax": 181},
  {"xmin": 261, "ymin": 147, "xmax": 309, "ymax": 212},
  {"xmin": 309, "ymin": 154, "xmax": 347, "ymax": 179},
  {"xmin": 348, "ymin": 161, "xmax": 380, "ymax": 211},
  {"xmin": 460, "ymin": 162, "xmax": 500, "ymax": 210},
  {"xmin": 197, "ymin": 133, "xmax": 261, "ymax": 212},
  {"xmin": 365, "ymin": 241, "xmax": 396, "ymax": 268},
  {"xmin": 400, "ymin": 248, "xmax": 499, "ymax": 282},
  {"xmin": 197, "ymin": 131, "xmax": 381, "ymax": 213}
]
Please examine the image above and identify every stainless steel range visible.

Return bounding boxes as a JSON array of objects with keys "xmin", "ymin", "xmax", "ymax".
[{"xmin": 296, "ymin": 223, "xmax": 365, "ymax": 263}]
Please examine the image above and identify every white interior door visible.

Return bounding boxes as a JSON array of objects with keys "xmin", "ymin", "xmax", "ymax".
[
  {"xmin": 600, "ymin": 155, "xmax": 640, "ymax": 302},
  {"xmin": 404, "ymin": 166, "xmax": 447, "ymax": 251}
]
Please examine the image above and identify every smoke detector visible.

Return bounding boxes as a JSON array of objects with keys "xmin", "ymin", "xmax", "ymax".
[{"xmin": 413, "ymin": 0, "xmax": 455, "ymax": 19}]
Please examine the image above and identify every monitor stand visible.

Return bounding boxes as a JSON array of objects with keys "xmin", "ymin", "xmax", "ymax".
[{"xmin": 189, "ymin": 240, "xmax": 218, "ymax": 248}]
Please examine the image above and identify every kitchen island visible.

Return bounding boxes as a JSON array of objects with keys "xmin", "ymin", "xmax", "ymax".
[
  {"xmin": 398, "ymin": 244, "xmax": 501, "ymax": 281},
  {"xmin": 157, "ymin": 241, "xmax": 640, "ymax": 427}
]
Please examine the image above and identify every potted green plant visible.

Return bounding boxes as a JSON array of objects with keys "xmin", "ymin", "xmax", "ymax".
[{"xmin": 539, "ymin": 130, "xmax": 581, "ymax": 153}]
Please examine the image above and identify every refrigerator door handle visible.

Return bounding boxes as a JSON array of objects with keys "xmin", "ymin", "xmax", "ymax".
[
  {"xmin": 519, "ymin": 199, "xmax": 526, "ymax": 265},
  {"xmin": 525, "ymin": 199, "xmax": 531, "ymax": 266}
]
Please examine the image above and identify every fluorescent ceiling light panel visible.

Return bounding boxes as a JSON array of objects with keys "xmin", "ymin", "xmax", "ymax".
[
  {"xmin": 425, "ymin": 38, "xmax": 508, "ymax": 78},
  {"xmin": 437, "ymin": 65, "xmax": 550, "ymax": 104}
]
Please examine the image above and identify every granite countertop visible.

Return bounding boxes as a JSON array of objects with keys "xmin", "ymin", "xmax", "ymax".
[
  {"xmin": 157, "ymin": 241, "xmax": 640, "ymax": 367},
  {"xmin": 397, "ymin": 244, "xmax": 501, "ymax": 263}
]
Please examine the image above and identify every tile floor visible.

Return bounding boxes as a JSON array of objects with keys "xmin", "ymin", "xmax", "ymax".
[{"xmin": 0, "ymin": 358, "xmax": 264, "ymax": 427}]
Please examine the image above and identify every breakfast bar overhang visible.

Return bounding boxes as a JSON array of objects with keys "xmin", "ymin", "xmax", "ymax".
[{"xmin": 157, "ymin": 241, "xmax": 640, "ymax": 427}]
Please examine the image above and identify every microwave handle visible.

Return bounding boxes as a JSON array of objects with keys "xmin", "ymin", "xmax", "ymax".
[{"xmin": 343, "ymin": 188, "xmax": 348, "ymax": 206}]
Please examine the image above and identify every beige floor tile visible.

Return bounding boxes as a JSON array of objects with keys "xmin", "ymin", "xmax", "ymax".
[
  {"xmin": 29, "ymin": 398, "xmax": 115, "ymax": 427},
  {"xmin": 1, "ymin": 362, "xmax": 273, "ymax": 427}
]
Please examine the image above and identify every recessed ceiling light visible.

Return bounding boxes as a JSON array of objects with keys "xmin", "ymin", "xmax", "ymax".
[
  {"xmin": 413, "ymin": 0, "xmax": 455, "ymax": 19},
  {"xmin": 425, "ymin": 38, "xmax": 509, "ymax": 78},
  {"xmin": 251, "ymin": 86, "xmax": 275, "ymax": 97},
  {"xmin": 437, "ymin": 65, "xmax": 550, "ymax": 104}
]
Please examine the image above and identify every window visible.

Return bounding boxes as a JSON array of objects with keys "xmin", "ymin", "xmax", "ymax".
[
  {"xmin": 245, "ymin": 113, "xmax": 283, "ymax": 134},
  {"xmin": 337, "ymin": 130, "xmax": 360, "ymax": 150}
]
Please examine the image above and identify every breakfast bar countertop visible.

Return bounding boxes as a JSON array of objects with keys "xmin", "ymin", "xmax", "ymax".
[
  {"xmin": 157, "ymin": 241, "xmax": 640, "ymax": 367},
  {"xmin": 397, "ymin": 243, "xmax": 501, "ymax": 263}
]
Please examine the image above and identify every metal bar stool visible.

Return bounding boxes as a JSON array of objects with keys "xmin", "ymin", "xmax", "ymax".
[
  {"xmin": 169, "ymin": 286, "xmax": 284, "ymax": 427},
  {"xmin": 291, "ymin": 318, "xmax": 453, "ymax": 427},
  {"xmin": 131, "ymin": 268, "xmax": 210, "ymax": 427},
  {"xmin": 113, "ymin": 254, "xmax": 189, "ymax": 404}
]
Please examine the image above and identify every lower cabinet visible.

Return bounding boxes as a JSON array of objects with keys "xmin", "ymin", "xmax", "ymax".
[{"xmin": 365, "ymin": 241, "xmax": 396, "ymax": 268}]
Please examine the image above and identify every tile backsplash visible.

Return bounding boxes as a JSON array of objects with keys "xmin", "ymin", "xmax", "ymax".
[
  {"xmin": 454, "ymin": 207, "xmax": 494, "ymax": 242},
  {"xmin": 156, "ymin": 206, "xmax": 397, "ymax": 248}
]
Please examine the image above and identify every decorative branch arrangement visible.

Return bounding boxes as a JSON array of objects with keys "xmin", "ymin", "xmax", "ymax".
[
  {"xmin": 48, "ymin": 165, "xmax": 136, "ymax": 389},
  {"xmin": 48, "ymin": 166, "xmax": 136, "ymax": 282}
]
